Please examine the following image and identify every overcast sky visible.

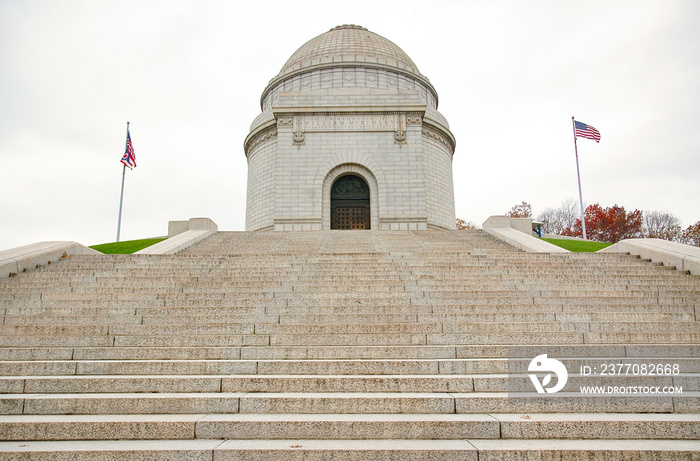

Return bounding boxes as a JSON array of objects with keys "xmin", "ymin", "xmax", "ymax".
[{"xmin": 1, "ymin": 0, "xmax": 698, "ymax": 250}]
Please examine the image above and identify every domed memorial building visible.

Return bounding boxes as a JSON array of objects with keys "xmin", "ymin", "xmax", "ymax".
[{"xmin": 244, "ymin": 25, "xmax": 456, "ymax": 231}]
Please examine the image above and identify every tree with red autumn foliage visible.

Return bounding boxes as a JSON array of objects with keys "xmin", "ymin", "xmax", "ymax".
[
  {"xmin": 681, "ymin": 221, "xmax": 700, "ymax": 247},
  {"xmin": 456, "ymin": 218, "xmax": 478, "ymax": 230},
  {"xmin": 506, "ymin": 202, "xmax": 532, "ymax": 218},
  {"xmin": 562, "ymin": 203, "xmax": 643, "ymax": 243}
]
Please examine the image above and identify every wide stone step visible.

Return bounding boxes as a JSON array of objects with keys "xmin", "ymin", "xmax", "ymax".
[
  {"xmin": 0, "ymin": 393, "xmax": 244, "ymax": 415},
  {"xmin": 5, "ymin": 391, "xmax": 692, "ymax": 415},
  {"xmin": 2, "ymin": 343, "xmax": 699, "ymax": 362},
  {"xmin": 0, "ymin": 415, "xmax": 201, "ymax": 441},
  {"xmin": 0, "ymin": 347, "xmax": 243, "ymax": 361},
  {"xmin": 0, "ymin": 335, "xmax": 274, "ymax": 348},
  {"xmin": 1, "ymin": 375, "xmax": 476, "ymax": 394},
  {"xmin": 238, "ymin": 392, "xmax": 700, "ymax": 414},
  {"xmin": 0, "ymin": 337, "xmax": 114, "ymax": 347},
  {"xmin": 1, "ymin": 438, "xmax": 698, "ymax": 460},
  {"xmin": 13, "ymin": 330, "xmax": 691, "ymax": 348},
  {"xmin": 254, "ymin": 324, "xmax": 444, "ymax": 335},
  {"xmin": 0, "ymin": 392, "xmax": 688, "ymax": 415},
  {"xmin": 2, "ymin": 373, "xmax": 697, "ymax": 394},
  {"xmin": 6, "ymin": 273, "xmax": 693, "ymax": 290},
  {"xmin": 4, "ymin": 287, "xmax": 698, "ymax": 304},
  {"xmin": 1, "ymin": 413, "xmax": 698, "ymax": 442},
  {"xmin": 195, "ymin": 413, "xmax": 700, "ymax": 440},
  {"xmin": 11, "ymin": 300, "xmax": 694, "ymax": 318},
  {"xmin": 0, "ymin": 360, "xmax": 257, "ymax": 376},
  {"xmin": 0, "ymin": 326, "xmax": 110, "ymax": 336},
  {"xmin": 554, "ymin": 312, "xmax": 697, "ymax": 322},
  {"xmin": 196, "ymin": 275, "xmax": 696, "ymax": 285},
  {"xmin": 476, "ymin": 373, "xmax": 700, "ymax": 392},
  {"xmin": 6, "ymin": 306, "xmax": 268, "ymax": 318},
  {"xmin": 0, "ymin": 358, "xmax": 511, "ymax": 376},
  {"xmin": 9, "ymin": 260, "xmax": 683, "ymax": 273},
  {"xmin": 2, "ymin": 315, "xmax": 144, "ymax": 325},
  {"xmin": 243, "ymin": 346, "xmax": 459, "ymax": 360},
  {"xmin": 282, "ymin": 312, "xmax": 694, "ymax": 324},
  {"xmin": 2, "ymin": 312, "xmax": 695, "ymax": 328}
]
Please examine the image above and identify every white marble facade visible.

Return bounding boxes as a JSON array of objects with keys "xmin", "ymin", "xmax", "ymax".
[{"xmin": 244, "ymin": 25, "xmax": 456, "ymax": 231}]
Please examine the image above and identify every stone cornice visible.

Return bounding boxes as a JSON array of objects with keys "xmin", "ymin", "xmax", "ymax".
[
  {"xmin": 244, "ymin": 122, "xmax": 277, "ymax": 158},
  {"xmin": 245, "ymin": 109, "xmax": 455, "ymax": 157},
  {"xmin": 422, "ymin": 121, "xmax": 456, "ymax": 156},
  {"xmin": 271, "ymin": 106, "xmax": 427, "ymax": 117}
]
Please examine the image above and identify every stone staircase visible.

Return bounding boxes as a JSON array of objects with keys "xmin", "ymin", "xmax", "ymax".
[{"xmin": 0, "ymin": 229, "xmax": 698, "ymax": 459}]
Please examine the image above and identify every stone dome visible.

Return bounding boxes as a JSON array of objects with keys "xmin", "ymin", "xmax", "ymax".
[
  {"xmin": 277, "ymin": 25, "xmax": 422, "ymax": 79},
  {"xmin": 260, "ymin": 25, "xmax": 438, "ymax": 111}
]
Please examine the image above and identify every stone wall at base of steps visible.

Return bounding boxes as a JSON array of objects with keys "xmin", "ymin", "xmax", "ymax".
[
  {"xmin": 601, "ymin": 238, "xmax": 700, "ymax": 275},
  {"xmin": 0, "ymin": 242, "xmax": 100, "ymax": 278},
  {"xmin": 136, "ymin": 218, "xmax": 218, "ymax": 255},
  {"xmin": 482, "ymin": 216, "xmax": 568, "ymax": 253}
]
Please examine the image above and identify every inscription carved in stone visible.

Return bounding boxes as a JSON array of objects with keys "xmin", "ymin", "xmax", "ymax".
[{"xmin": 304, "ymin": 115, "xmax": 395, "ymax": 132}]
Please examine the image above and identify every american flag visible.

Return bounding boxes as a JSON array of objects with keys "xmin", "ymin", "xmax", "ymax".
[
  {"xmin": 120, "ymin": 128, "xmax": 136, "ymax": 169},
  {"xmin": 574, "ymin": 120, "xmax": 601, "ymax": 143}
]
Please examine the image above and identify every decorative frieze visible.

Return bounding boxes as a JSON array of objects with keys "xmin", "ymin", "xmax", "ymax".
[
  {"xmin": 303, "ymin": 114, "xmax": 396, "ymax": 132},
  {"xmin": 422, "ymin": 125, "xmax": 455, "ymax": 153},
  {"xmin": 275, "ymin": 113, "xmax": 427, "ymax": 146},
  {"xmin": 245, "ymin": 127, "xmax": 277, "ymax": 154}
]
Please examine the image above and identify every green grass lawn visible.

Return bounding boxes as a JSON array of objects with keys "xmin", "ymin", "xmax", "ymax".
[
  {"xmin": 90, "ymin": 238, "xmax": 166, "ymax": 254},
  {"xmin": 91, "ymin": 236, "xmax": 608, "ymax": 254},
  {"xmin": 542, "ymin": 238, "xmax": 612, "ymax": 252}
]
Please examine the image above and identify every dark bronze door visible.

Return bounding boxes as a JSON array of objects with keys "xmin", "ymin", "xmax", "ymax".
[
  {"xmin": 331, "ymin": 175, "xmax": 370, "ymax": 230},
  {"xmin": 332, "ymin": 203, "xmax": 370, "ymax": 230}
]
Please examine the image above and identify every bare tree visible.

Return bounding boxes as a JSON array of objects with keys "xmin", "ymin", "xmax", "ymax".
[
  {"xmin": 643, "ymin": 211, "xmax": 682, "ymax": 241},
  {"xmin": 537, "ymin": 207, "xmax": 556, "ymax": 234},
  {"xmin": 557, "ymin": 198, "xmax": 580, "ymax": 232},
  {"xmin": 536, "ymin": 198, "xmax": 579, "ymax": 235}
]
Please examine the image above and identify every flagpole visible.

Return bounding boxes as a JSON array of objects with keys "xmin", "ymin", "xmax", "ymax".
[
  {"xmin": 116, "ymin": 121, "xmax": 129, "ymax": 242},
  {"xmin": 571, "ymin": 116, "xmax": 587, "ymax": 240}
]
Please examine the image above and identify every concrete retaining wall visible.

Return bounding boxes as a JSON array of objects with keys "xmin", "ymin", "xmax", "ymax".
[
  {"xmin": 482, "ymin": 216, "xmax": 569, "ymax": 253},
  {"xmin": 600, "ymin": 238, "xmax": 700, "ymax": 275},
  {"xmin": 136, "ymin": 218, "xmax": 218, "ymax": 255},
  {"xmin": 0, "ymin": 242, "xmax": 100, "ymax": 278}
]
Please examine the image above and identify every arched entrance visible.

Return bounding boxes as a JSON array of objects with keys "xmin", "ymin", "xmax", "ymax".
[{"xmin": 331, "ymin": 175, "xmax": 371, "ymax": 230}]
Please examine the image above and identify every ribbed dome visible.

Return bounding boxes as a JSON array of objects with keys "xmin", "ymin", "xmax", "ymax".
[{"xmin": 277, "ymin": 25, "xmax": 422, "ymax": 79}]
